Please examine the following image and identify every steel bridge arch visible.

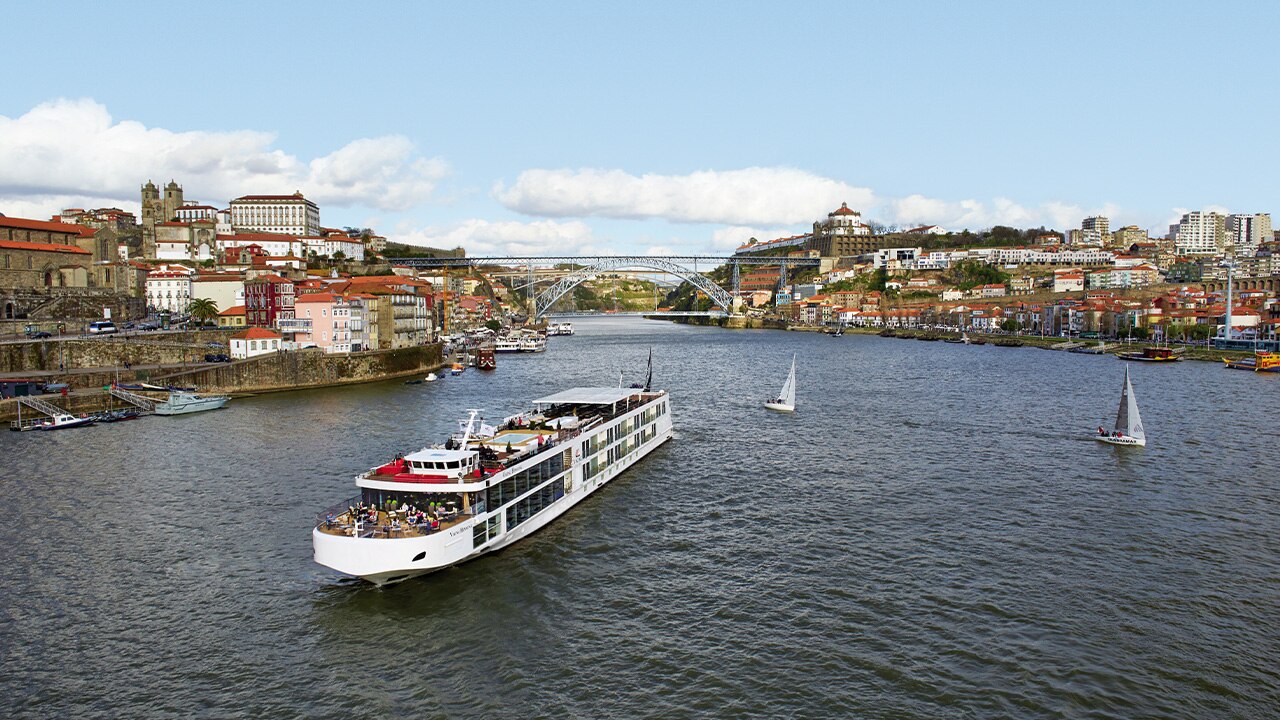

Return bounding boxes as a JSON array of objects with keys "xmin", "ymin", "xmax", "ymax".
[{"xmin": 532, "ymin": 257, "xmax": 734, "ymax": 319}]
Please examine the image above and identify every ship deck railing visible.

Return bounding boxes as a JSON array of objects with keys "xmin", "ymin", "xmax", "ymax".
[{"xmin": 316, "ymin": 502, "xmax": 476, "ymax": 539}]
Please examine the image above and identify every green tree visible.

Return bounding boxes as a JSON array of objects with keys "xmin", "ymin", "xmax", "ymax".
[
  {"xmin": 1187, "ymin": 323, "xmax": 1213, "ymax": 344},
  {"xmin": 1129, "ymin": 326, "xmax": 1149, "ymax": 341},
  {"xmin": 333, "ymin": 251, "xmax": 346, "ymax": 262},
  {"xmin": 187, "ymin": 297, "xmax": 220, "ymax": 326},
  {"xmin": 945, "ymin": 259, "xmax": 1010, "ymax": 291},
  {"xmin": 484, "ymin": 319, "xmax": 502, "ymax": 332},
  {"xmin": 1000, "ymin": 318, "xmax": 1021, "ymax": 333}
]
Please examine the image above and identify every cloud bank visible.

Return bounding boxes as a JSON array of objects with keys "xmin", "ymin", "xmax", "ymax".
[
  {"xmin": 0, "ymin": 98, "xmax": 447, "ymax": 214},
  {"xmin": 496, "ymin": 167, "xmax": 877, "ymax": 226},
  {"xmin": 495, "ymin": 166, "xmax": 1128, "ymax": 237},
  {"xmin": 391, "ymin": 218, "xmax": 600, "ymax": 256}
]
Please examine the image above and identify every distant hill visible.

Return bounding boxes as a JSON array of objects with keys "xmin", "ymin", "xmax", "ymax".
[{"xmin": 382, "ymin": 241, "xmax": 466, "ymax": 259}]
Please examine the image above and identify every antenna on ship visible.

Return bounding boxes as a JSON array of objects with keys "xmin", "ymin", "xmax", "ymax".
[{"xmin": 644, "ymin": 347, "xmax": 653, "ymax": 392}]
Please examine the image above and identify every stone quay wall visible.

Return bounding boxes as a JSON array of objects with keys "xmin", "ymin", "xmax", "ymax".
[
  {"xmin": 152, "ymin": 344, "xmax": 444, "ymax": 395},
  {"xmin": 0, "ymin": 344, "xmax": 446, "ymax": 421},
  {"xmin": 0, "ymin": 330, "xmax": 234, "ymax": 373}
]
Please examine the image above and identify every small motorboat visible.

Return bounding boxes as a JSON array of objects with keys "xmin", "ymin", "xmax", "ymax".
[
  {"xmin": 404, "ymin": 379, "xmax": 423, "ymax": 385},
  {"xmin": 425, "ymin": 372, "xmax": 439, "ymax": 382},
  {"xmin": 450, "ymin": 362, "xmax": 465, "ymax": 376},
  {"xmin": 40, "ymin": 413, "xmax": 96, "ymax": 431}
]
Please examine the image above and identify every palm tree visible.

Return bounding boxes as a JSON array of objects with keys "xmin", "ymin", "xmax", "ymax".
[{"xmin": 187, "ymin": 297, "xmax": 220, "ymax": 327}]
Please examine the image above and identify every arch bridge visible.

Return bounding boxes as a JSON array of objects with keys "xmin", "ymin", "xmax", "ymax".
[{"xmin": 385, "ymin": 255, "xmax": 822, "ymax": 319}]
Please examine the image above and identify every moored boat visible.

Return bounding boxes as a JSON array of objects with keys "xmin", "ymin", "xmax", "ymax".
[
  {"xmin": 312, "ymin": 385, "xmax": 674, "ymax": 584},
  {"xmin": 518, "ymin": 334, "xmax": 547, "ymax": 352},
  {"xmin": 153, "ymin": 391, "xmax": 229, "ymax": 416},
  {"xmin": 1118, "ymin": 346, "xmax": 1180, "ymax": 362},
  {"xmin": 477, "ymin": 347, "xmax": 496, "ymax": 370},
  {"xmin": 39, "ymin": 413, "xmax": 96, "ymax": 430},
  {"xmin": 1222, "ymin": 351, "xmax": 1280, "ymax": 372}
]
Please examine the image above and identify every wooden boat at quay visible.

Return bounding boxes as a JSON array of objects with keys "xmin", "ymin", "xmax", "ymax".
[
  {"xmin": 1222, "ymin": 351, "xmax": 1280, "ymax": 372},
  {"xmin": 1118, "ymin": 346, "xmax": 1180, "ymax": 363}
]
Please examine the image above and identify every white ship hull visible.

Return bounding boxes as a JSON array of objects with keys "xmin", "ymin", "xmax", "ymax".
[
  {"xmin": 314, "ymin": 392, "xmax": 673, "ymax": 585},
  {"xmin": 154, "ymin": 396, "xmax": 229, "ymax": 415}
]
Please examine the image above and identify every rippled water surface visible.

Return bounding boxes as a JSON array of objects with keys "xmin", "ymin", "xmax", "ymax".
[{"xmin": 3, "ymin": 319, "xmax": 1278, "ymax": 718}]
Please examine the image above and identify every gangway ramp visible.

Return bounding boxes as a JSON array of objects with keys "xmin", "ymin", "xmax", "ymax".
[
  {"xmin": 10, "ymin": 395, "xmax": 70, "ymax": 430},
  {"xmin": 108, "ymin": 386, "xmax": 158, "ymax": 412}
]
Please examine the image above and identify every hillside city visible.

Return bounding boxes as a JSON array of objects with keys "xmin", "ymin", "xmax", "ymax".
[
  {"xmin": 718, "ymin": 203, "xmax": 1277, "ymax": 346},
  {"xmin": 2, "ymin": 182, "xmax": 1277, "ymax": 355}
]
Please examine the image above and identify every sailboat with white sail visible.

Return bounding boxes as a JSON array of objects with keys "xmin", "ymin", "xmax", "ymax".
[
  {"xmin": 1095, "ymin": 365, "xmax": 1146, "ymax": 447},
  {"xmin": 764, "ymin": 354, "xmax": 797, "ymax": 413}
]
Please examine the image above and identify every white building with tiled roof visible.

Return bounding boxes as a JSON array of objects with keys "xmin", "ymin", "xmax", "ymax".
[{"xmin": 230, "ymin": 192, "xmax": 320, "ymax": 237}]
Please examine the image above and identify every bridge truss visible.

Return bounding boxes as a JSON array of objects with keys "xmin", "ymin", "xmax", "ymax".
[{"xmin": 385, "ymin": 255, "xmax": 822, "ymax": 319}]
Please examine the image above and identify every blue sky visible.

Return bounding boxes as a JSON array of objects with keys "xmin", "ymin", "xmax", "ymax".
[{"xmin": 2, "ymin": 1, "xmax": 1276, "ymax": 255}]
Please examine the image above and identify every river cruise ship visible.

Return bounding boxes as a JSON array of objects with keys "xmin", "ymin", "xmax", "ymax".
[{"xmin": 313, "ymin": 386, "xmax": 673, "ymax": 584}]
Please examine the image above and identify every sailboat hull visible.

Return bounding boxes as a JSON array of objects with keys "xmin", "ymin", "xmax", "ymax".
[
  {"xmin": 763, "ymin": 402, "xmax": 795, "ymax": 413},
  {"xmin": 1094, "ymin": 435, "xmax": 1145, "ymax": 447}
]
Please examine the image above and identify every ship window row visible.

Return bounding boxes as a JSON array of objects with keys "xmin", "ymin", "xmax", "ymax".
[
  {"xmin": 504, "ymin": 478, "xmax": 565, "ymax": 531},
  {"xmin": 584, "ymin": 421, "xmax": 658, "ymax": 481},
  {"xmin": 486, "ymin": 452, "xmax": 565, "ymax": 509},
  {"xmin": 472, "ymin": 514, "xmax": 502, "ymax": 548}
]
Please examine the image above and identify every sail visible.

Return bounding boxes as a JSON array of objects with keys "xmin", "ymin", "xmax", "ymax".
[
  {"xmin": 1114, "ymin": 367, "xmax": 1145, "ymax": 440},
  {"xmin": 778, "ymin": 354, "xmax": 796, "ymax": 406}
]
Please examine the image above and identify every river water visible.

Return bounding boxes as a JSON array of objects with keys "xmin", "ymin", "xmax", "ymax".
[{"xmin": 2, "ymin": 318, "xmax": 1277, "ymax": 718}]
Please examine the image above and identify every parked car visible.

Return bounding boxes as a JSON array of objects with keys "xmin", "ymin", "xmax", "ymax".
[
  {"xmin": 138, "ymin": 322, "xmax": 160, "ymax": 330},
  {"xmin": 205, "ymin": 341, "xmax": 224, "ymax": 349},
  {"xmin": 87, "ymin": 321, "xmax": 118, "ymax": 335},
  {"xmin": 203, "ymin": 353, "xmax": 231, "ymax": 363},
  {"xmin": 28, "ymin": 331, "xmax": 52, "ymax": 339}
]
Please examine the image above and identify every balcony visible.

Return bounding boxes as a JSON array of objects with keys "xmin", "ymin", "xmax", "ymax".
[{"xmin": 277, "ymin": 318, "xmax": 313, "ymax": 332}]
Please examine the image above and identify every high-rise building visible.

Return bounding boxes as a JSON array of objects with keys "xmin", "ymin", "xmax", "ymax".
[
  {"xmin": 1174, "ymin": 211, "xmax": 1228, "ymax": 256},
  {"xmin": 1081, "ymin": 216, "xmax": 1109, "ymax": 246},
  {"xmin": 230, "ymin": 192, "xmax": 321, "ymax": 237},
  {"xmin": 1227, "ymin": 213, "xmax": 1272, "ymax": 256},
  {"xmin": 1111, "ymin": 225, "xmax": 1147, "ymax": 249}
]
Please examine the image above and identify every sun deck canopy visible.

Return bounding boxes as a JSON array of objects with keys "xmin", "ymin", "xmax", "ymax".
[
  {"xmin": 532, "ymin": 387, "xmax": 644, "ymax": 407},
  {"xmin": 404, "ymin": 448, "xmax": 474, "ymax": 464}
]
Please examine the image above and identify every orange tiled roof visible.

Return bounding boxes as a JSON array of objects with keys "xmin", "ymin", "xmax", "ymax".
[
  {"xmin": 0, "ymin": 239, "xmax": 91, "ymax": 255},
  {"xmin": 231, "ymin": 327, "xmax": 282, "ymax": 340}
]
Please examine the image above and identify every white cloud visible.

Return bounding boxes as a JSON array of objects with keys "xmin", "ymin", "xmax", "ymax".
[
  {"xmin": 1164, "ymin": 204, "xmax": 1230, "ymax": 233},
  {"xmin": 710, "ymin": 225, "xmax": 799, "ymax": 251},
  {"xmin": 495, "ymin": 167, "xmax": 877, "ymax": 226},
  {"xmin": 493, "ymin": 165, "xmax": 1149, "ymax": 237},
  {"xmin": 0, "ymin": 98, "xmax": 448, "ymax": 215},
  {"xmin": 390, "ymin": 218, "xmax": 600, "ymax": 256}
]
